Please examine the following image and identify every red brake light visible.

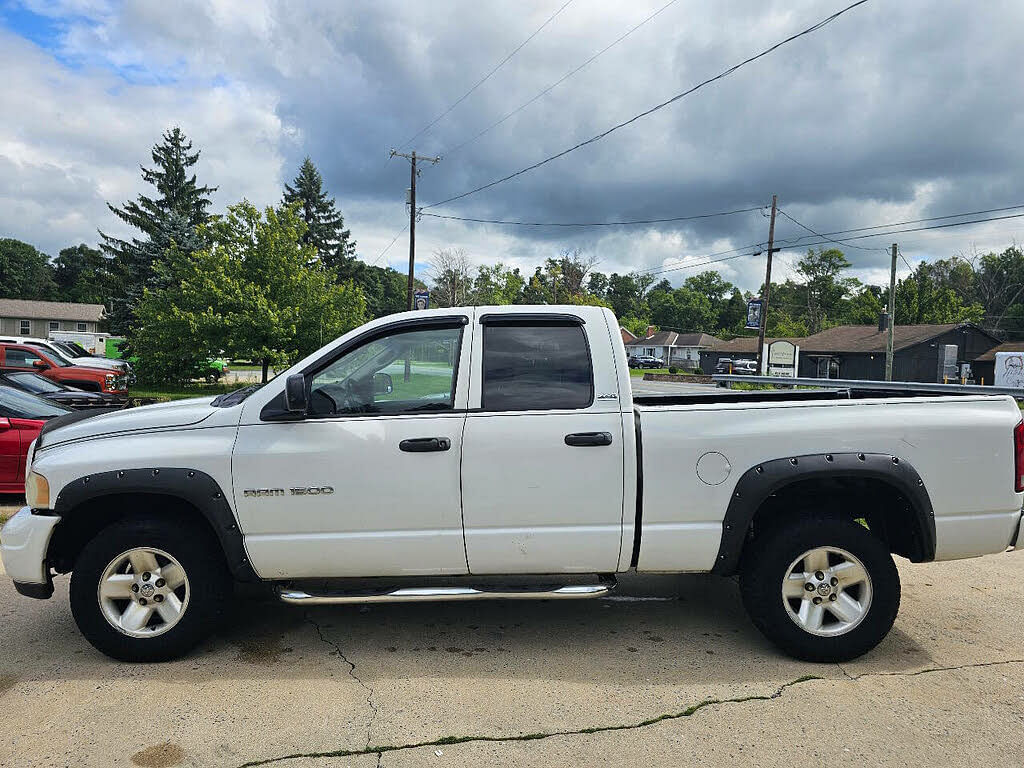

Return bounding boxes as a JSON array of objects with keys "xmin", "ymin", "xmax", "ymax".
[{"xmin": 1014, "ymin": 420, "xmax": 1024, "ymax": 493}]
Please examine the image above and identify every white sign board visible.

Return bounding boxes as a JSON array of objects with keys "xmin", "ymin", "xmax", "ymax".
[
  {"xmin": 768, "ymin": 340, "xmax": 797, "ymax": 365},
  {"xmin": 995, "ymin": 351, "xmax": 1024, "ymax": 388},
  {"xmin": 766, "ymin": 340, "xmax": 799, "ymax": 378}
]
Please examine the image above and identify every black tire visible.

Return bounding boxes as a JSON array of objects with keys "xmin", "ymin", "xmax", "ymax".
[
  {"xmin": 70, "ymin": 516, "xmax": 229, "ymax": 662},
  {"xmin": 739, "ymin": 515, "xmax": 900, "ymax": 662}
]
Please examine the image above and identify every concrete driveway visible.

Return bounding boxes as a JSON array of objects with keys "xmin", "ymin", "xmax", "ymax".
[{"xmin": 1, "ymin": 540, "xmax": 1023, "ymax": 767}]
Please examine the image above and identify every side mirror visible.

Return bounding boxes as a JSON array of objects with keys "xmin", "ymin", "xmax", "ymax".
[
  {"xmin": 373, "ymin": 372, "xmax": 394, "ymax": 395},
  {"xmin": 32, "ymin": 360, "xmax": 49, "ymax": 370},
  {"xmin": 283, "ymin": 374, "xmax": 308, "ymax": 415},
  {"xmin": 0, "ymin": 417, "xmax": 10, "ymax": 431}
]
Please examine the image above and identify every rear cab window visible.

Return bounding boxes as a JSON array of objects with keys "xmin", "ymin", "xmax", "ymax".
[{"xmin": 479, "ymin": 316, "xmax": 595, "ymax": 411}]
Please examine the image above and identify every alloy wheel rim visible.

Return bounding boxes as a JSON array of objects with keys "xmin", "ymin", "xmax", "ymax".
[
  {"xmin": 97, "ymin": 547, "xmax": 190, "ymax": 638},
  {"xmin": 781, "ymin": 546, "xmax": 872, "ymax": 637}
]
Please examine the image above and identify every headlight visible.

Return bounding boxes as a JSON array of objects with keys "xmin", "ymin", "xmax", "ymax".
[{"xmin": 25, "ymin": 471, "xmax": 50, "ymax": 509}]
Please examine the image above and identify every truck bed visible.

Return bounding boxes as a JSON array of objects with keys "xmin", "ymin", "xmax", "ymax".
[{"xmin": 631, "ymin": 386, "xmax": 990, "ymax": 408}]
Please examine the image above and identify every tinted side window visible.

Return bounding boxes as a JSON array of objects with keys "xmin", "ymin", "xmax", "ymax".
[
  {"xmin": 482, "ymin": 324, "xmax": 593, "ymax": 411},
  {"xmin": 4, "ymin": 347, "xmax": 42, "ymax": 367}
]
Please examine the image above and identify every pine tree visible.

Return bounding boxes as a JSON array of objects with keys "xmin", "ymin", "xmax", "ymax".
[
  {"xmin": 100, "ymin": 127, "xmax": 216, "ymax": 333},
  {"xmin": 282, "ymin": 157, "xmax": 355, "ymax": 270}
]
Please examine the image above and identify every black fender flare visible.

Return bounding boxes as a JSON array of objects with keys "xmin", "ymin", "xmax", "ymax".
[
  {"xmin": 51, "ymin": 467, "xmax": 259, "ymax": 581},
  {"xmin": 711, "ymin": 452, "xmax": 936, "ymax": 576}
]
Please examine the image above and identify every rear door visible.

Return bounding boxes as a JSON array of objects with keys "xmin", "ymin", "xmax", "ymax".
[{"xmin": 460, "ymin": 310, "xmax": 626, "ymax": 574}]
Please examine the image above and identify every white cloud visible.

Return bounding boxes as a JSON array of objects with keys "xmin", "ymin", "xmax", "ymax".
[{"xmin": 2, "ymin": 0, "xmax": 1024, "ymax": 292}]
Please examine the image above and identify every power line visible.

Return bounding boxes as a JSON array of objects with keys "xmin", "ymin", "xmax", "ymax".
[
  {"xmin": 370, "ymin": 223, "xmax": 409, "ymax": 266},
  {"xmin": 638, "ymin": 208, "xmax": 1024, "ymax": 279},
  {"xmin": 777, "ymin": 208, "xmax": 883, "ymax": 252},
  {"xmin": 423, "ymin": 0, "xmax": 870, "ymax": 209},
  {"xmin": 896, "ymin": 247, "xmax": 914, "ymax": 272},
  {"xmin": 772, "ymin": 211, "xmax": 1024, "ymax": 251},
  {"xmin": 437, "ymin": 0, "xmax": 682, "ymax": 158},
  {"xmin": 420, "ymin": 204, "xmax": 762, "ymax": 227},
  {"xmin": 396, "ymin": 0, "xmax": 576, "ymax": 150},
  {"xmin": 774, "ymin": 203, "xmax": 1024, "ymax": 246},
  {"xmin": 645, "ymin": 246, "xmax": 764, "ymax": 277}
]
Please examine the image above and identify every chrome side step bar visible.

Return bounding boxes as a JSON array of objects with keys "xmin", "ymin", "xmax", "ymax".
[{"xmin": 278, "ymin": 579, "xmax": 616, "ymax": 605}]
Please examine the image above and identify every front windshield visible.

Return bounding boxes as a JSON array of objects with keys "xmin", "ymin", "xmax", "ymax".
[
  {"xmin": 0, "ymin": 385, "xmax": 71, "ymax": 419},
  {"xmin": 5, "ymin": 372, "xmax": 62, "ymax": 394},
  {"xmin": 64, "ymin": 341, "xmax": 91, "ymax": 356}
]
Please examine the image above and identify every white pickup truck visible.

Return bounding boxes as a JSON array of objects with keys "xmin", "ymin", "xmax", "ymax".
[{"xmin": 4, "ymin": 305, "xmax": 1023, "ymax": 663}]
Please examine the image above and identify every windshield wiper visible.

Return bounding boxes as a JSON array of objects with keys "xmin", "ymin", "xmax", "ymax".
[{"xmin": 212, "ymin": 384, "xmax": 262, "ymax": 407}]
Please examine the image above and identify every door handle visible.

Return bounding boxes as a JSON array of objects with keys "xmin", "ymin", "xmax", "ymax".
[
  {"xmin": 399, "ymin": 437, "xmax": 451, "ymax": 452},
  {"xmin": 564, "ymin": 431, "xmax": 613, "ymax": 447}
]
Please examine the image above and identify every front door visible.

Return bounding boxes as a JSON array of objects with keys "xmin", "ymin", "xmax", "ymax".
[
  {"xmin": 232, "ymin": 317, "xmax": 473, "ymax": 579},
  {"xmin": 460, "ymin": 313, "xmax": 626, "ymax": 574}
]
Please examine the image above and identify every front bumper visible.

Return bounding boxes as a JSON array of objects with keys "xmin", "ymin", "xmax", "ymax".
[{"xmin": 1, "ymin": 507, "xmax": 59, "ymax": 598}]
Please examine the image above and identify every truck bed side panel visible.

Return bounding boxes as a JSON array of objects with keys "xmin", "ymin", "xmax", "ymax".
[{"xmin": 635, "ymin": 395, "xmax": 1023, "ymax": 571}]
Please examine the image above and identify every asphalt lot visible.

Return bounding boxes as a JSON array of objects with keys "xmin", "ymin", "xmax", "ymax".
[{"xmin": 1, "ymin": 546, "xmax": 1023, "ymax": 767}]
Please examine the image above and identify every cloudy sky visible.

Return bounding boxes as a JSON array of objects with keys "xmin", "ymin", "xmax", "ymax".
[{"xmin": 2, "ymin": 0, "xmax": 1023, "ymax": 292}]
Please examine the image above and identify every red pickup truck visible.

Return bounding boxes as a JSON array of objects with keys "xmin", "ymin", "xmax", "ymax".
[{"xmin": 0, "ymin": 343, "xmax": 128, "ymax": 395}]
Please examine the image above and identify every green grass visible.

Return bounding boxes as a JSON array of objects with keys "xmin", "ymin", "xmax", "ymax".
[{"xmin": 377, "ymin": 371, "xmax": 453, "ymax": 402}]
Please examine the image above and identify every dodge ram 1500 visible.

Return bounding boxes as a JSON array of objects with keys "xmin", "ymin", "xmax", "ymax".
[{"xmin": 3, "ymin": 305, "xmax": 1023, "ymax": 662}]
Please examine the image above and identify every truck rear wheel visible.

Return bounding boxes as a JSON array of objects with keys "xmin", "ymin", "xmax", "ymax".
[
  {"xmin": 70, "ymin": 517, "xmax": 229, "ymax": 662},
  {"xmin": 739, "ymin": 516, "xmax": 900, "ymax": 662}
]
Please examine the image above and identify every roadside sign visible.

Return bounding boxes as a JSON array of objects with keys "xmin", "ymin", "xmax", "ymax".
[
  {"xmin": 767, "ymin": 340, "xmax": 798, "ymax": 378},
  {"xmin": 414, "ymin": 291, "xmax": 430, "ymax": 310},
  {"xmin": 745, "ymin": 299, "xmax": 763, "ymax": 329}
]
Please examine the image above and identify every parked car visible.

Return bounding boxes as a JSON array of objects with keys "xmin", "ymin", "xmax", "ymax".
[
  {"xmin": 0, "ymin": 385, "xmax": 70, "ymax": 494},
  {"xmin": 4, "ymin": 305, "xmax": 1024, "ymax": 665},
  {"xmin": 0, "ymin": 343, "xmax": 128, "ymax": 395},
  {"xmin": 714, "ymin": 358, "xmax": 757, "ymax": 374},
  {"xmin": 0, "ymin": 372, "xmax": 122, "ymax": 410},
  {"xmin": 0, "ymin": 336, "xmax": 130, "ymax": 375},
  {"xmin": 628, "ymin": 354, "xmax": 664, "ymax": 369}
]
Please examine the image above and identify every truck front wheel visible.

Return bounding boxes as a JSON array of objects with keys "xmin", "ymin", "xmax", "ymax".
[
  {"xmin": 739, "ymin": 516, "xmax": 901, "ymax": 662},
  {"xmin": 70, "ymin": 517, "xmax": 229, "ymax": 662}
]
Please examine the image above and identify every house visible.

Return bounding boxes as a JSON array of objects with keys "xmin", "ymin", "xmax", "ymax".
[
  {"xmin": 0, "ymin": 298, "xmax": 105, "ymax": 338},
  {"xmin": 619, "ymin": 326, "xmax": 638, "ymax": 346},
  {"xmin": 699, "ymin": 318, "xmax": 1003, "ymax": 383},
  {"xmin": 625, "ymin": 328, "xmax": 723, "ymax": 369}
]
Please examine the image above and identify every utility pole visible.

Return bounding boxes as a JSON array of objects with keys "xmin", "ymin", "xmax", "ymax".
[
  {"xmin": 389, "ymin": 149, "xmax": 440, "ymax": 309},
  {"xmin": 885, "ymin": 242, "xmax": 897, "ymax": 381},
  {"xmin": 755, "ymin": 194, "xmax": 779, "ymax": 375}
]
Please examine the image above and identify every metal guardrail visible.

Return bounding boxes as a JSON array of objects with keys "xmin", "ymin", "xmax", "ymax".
[{"xmin": 712, "ymin": 374, "xmax": 1024, "ymax": 397}]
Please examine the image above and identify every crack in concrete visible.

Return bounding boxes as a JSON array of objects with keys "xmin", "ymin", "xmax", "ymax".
[
  {"xmin": 304, "ymin": 612, "xmax": 379, "ymax": 751},
  {"xmin": 836, "ymin": 662, "xmax": 856, "ymax": 680},
  {"xmin": 849, "ymin": 657, "xmax": 1024, "ymax": 680},
  {"xmin": 234, "ymin": 658, "xmax": 1024, "ymax": 768}
]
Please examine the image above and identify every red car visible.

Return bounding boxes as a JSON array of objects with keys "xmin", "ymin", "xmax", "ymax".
[
  {"xmin": 0, "ymin": 342, "xmax": 128, "ymax": 395},
  {"xmin": 0, "ymin": 385, "xmax": 70, "ymax": 494}
]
